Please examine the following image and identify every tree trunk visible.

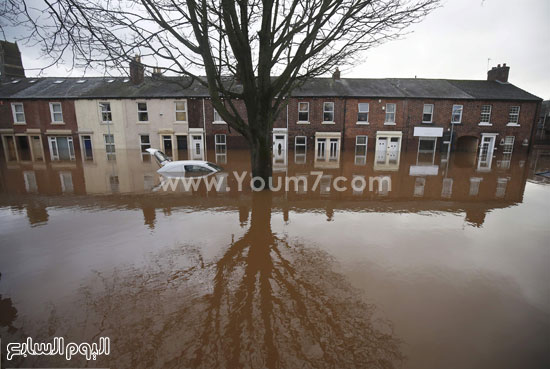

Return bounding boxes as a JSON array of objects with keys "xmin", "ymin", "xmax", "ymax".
[{"xmin": 249, "ymin": 131, "xmax": 272, "ymax": 187}]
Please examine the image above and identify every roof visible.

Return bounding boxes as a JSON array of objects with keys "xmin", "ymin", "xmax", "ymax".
[{"xmin": 0, "ymin": 75, "xmax": 542, "ymax": 101}]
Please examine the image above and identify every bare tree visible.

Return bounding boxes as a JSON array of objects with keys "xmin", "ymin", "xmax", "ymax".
[{"xmin": 2, "ymin": 0, "xmax": 439, "ymax": 181}]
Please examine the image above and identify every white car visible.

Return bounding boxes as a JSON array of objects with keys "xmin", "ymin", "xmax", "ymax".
[{"xmin": 146, "ymin": 148, "xmax": 223, "ymax": 176}]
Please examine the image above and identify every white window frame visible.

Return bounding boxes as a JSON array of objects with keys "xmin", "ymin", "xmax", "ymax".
[
  {"xmin": 11, "ymin": 102, "xmax": 26, "ymax": 124},
  {"xmin": 298, "ymin": 102, "xmax": 309, "ymax": 123},
  {"xmin": 508, "ymin": 106, "xmax": 520, "ymax": 125},
  {"xmin": 99, "ymin": 102, "xmax": 112, "ymax": 123},
  {"xmin": 385, "ymin": 103, "xmax": 396, "ymax": 124},
  {"xmin": 49, "ymin": 102, "xmax": 64, "ymax": 123},
  {"xmin": 137, "ymin": 102, "xmax": 149, "ymax": 122},
  {"xmin": 502, "ymin": 136, "xmax": 515, "ymax": 154},
  {"xmin": 104, "ymin": 134, "xmax": 116, "ymax": 156},
  {"xmin": 355, "ymin": 135, "xmax": 368, "ymax": 157},
  {"xmin": 357, "ymin": 103, "xmax": 369, "ymax": 124},
  {"xmin": 295, "ymin": 136, "xmax": 307, "ymax": 153},
  {"xmin": 422, "ymin": 104, "xmax": 434, "ymax": 123},
  {"xmin": 480, "ymin": 105, "xmax": 492, "ymax": 124},
  {"xmin": 139, "ymin": 134, "xmax": 151, "ymax": 153},
  {"xmin": 215, "ymin": 134, "xmax": 227, "ymax": 154},
  {"xmin": 323, "ymin": 102, "xmax": 335, "ymax": 123},
  {"xmin": 451, "ymin": 104, "xmax": 463, "ymax": 124},
  {"xmin": 213, "ymin": 108, "xmax": 226, "ymax": 124},
  {"xmin": 175, "ymin": 100, "xmax": 188, "ymax": 122},
  {"xmin": 80, "ymin": 135, "xmax": 94, "ymax": 161}
]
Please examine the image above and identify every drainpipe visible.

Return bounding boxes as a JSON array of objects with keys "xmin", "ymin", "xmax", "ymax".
[
  {"xmin": 342, "ymin": 97, "xmax": 347, "ymax": 151},
  {"xmin": 202, "ymin": 98, "xmax": 207, "ymax": 160}
]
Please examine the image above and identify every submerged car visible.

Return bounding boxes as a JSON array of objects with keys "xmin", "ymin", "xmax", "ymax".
[{"xmin": 146, "ymin": 148, "xmax": 223, "ymax": 176}]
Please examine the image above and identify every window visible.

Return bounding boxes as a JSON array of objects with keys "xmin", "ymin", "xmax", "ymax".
[
  {"xmin": 414, "ymin": 178, "xmax": 426, "ymax": 197},
  {"xmin": 451, "ymin": 104, "xmax": 463, "ymax": 124},
  {"xmin": 480, "ymin": 105, "xmax": 492, "ymax": 123},
  {"xmin": 316, "ymin": 138, "xmax": 326, "ymax": 160},
  {"xmin": 329, "ymin": 138, "xmax": 339, "ymax": 160},
  {"xmin": 385, "ymin": 103, "xmax": 396, "ymax": 123},
  {"xmin": 99, "ymin": 102, "xmax": 112, "ymax": 123},
  {"xmin": 417, "ymin": 137, "xmax": 437, "ymax": 164},
  {"xmin": 104, "ymin": 134, "xmax": 116, "ymax": 160},
  {"xmin": 442, "ymin": 178, "xmax": 453, "ymax": 198},
  {"xmin": 213, "ymin": 109, "xmax": 225, "ymax": 123},
  {"xmin": 295, "ymin": 136, "xmax": 307, "ymax": 154},
  {"xmin": 422, "ymin": 104, "xmax": 434, "ymax": 123},
  {"xmin": 11, "ymin": 103, "xmax": 25, "ymax": 123},
  {"xmin": 137, "ymin": 102, "xmax": 148, "ymax": 122},
  {"xmin": 140, "ymin": 135, "xmax": 151, "ymax": 161},
  {"xmin": 215, "ymin": 134, "xmax": 226, "ymax": 154},
  {"xmin": 502, "ymin": 136, "xmax": 515, "ymax": 154},
  {"xmin": 81, "ymin": 135, "xmax": 93, "ymax": 161},
  {"xmin": 496, "ymin": 178, "xmax": 508, "ymax": 198},
  {"xmin": 175, "ymin": 101, "xmax": 187, "ymax": 122},
  {"xmin": 469, "ymin": 177, "xmax": 482, "ymax": 196},
  {"xmin": 357, "ymin": 103, "xmax": 369, "ymax": 123},
  {"xmin": 298, "ymin": 102, "xmax": 309, "ymax": 122},
  {"xmin": 323, "ymin": 102, "xmax": 334, "ymax": 122},
  {"xmin": 355, "ymin": 135, "xmax": 368, "ymax": 156},
  {"xmin": 49, "ymin": 102, "xmax": 63, "ymax": 123},
  {"xmin": 508, "ymin": 106, "xmax": 520, "ymax": 124}
]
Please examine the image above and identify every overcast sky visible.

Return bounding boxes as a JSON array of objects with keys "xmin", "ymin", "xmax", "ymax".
[{"xmin": 11, "ymin": 0, "xmax": 550, "ymax": 99}]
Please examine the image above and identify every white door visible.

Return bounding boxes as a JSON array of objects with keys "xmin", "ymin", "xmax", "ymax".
[
  {"xmin": 316, "ymin": 138, "xmax": 326, "ymax": 160},
  {"xmin": 388, "ymin": 137, "xmax": 400, "ymax": 163},
  {"xmin": 191, "ymin": 135, "xmax": 204, "ymax": 160},
  {"xmin": 376, "ymin": 137, "xmax": 388, "ymax": 163},
  {"xmin": 48, "ymin": 136, "xmax": 75, "ymax": 161},
  {"xmin": 329, "ymin": 138, "xmax": 339, "ymax": 161},
  {"xmin": 478, "ymin": 135, "xmax": 496, "ymax": 170},
  {"xmin": 272, "ymin": 134, "xmax": 286, "ymax": 161}
]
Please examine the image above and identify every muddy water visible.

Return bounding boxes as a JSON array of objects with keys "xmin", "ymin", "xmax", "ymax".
[{"xmin": 0, "ymin": 148, "xmax": 549, "ymax": 368}]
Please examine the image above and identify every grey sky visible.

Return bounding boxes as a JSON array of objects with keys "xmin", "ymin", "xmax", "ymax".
[{"xmin": 11, "ymin": 0, "xmax": 550, "ymax": 99}]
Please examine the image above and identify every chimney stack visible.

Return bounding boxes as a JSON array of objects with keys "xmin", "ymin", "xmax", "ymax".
[
  {"xmin": 152, "ymin": 67, "xmax": 163, "ymax": 78},
  {"xmin": 0, "ymin": 40, "xmax": 26, "ymax": 80},
  {"xmin": 332, "ymin": 67, "xmax": 340, "ymax": 81},
  {"xmin": 487, "ymin": 63, "xmax": 510, "ymax": 83},
  {"xmin": 129, "ymin": 55, "xmax": 144, "ymax": 85}
]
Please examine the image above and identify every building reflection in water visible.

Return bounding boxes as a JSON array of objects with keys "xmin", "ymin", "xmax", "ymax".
[{"xmin": 0, "ymin": 145, "xmax": 534, "ymax": 229}]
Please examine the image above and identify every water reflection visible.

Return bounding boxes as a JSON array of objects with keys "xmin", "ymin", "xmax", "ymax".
[{"xmin": 1, "ymin": 193, "xmax": 403, "ymax": 369}]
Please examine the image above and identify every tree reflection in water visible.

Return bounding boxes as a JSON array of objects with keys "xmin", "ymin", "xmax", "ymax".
[{"xmin": 4, "ymin": 193, "xmax": 403, "ymax": 369}]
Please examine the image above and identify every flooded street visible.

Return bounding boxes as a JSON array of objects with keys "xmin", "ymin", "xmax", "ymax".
[{"xmin": 1, "ymin": 148, "xmax": 549, "ymax": 368}]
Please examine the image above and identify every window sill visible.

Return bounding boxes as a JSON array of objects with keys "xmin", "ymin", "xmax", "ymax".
[
  {"xmin": 51, "ymin": 122, "xmax": 65, "ymax": 125},
  {"xmin": 137, "ymin": 121, "xmax": 149, "ymax": 124},
  {"xmin": 506, "ymin": 123, "xmax": 520, "ymax": 127},
  {"xmin": 384, "ymin": 122, "xmax": 396, "ymax": 126},
  {"xmin": 212, "ymin": 121, "xmax": 226, "ymax": 125},
  {"xmin": 297, "ymin": 121, "xmax": 310, "ymax": 125},
  {"xmin": 322, "ymin": 121, "xmax": 335, "ymax": 125},
  {"xmin": 478, "ymin": 122, "xmax": 493, "ymax": 126},
  {"xmin": 13, "ymin": 122, "xmax": 26, "ymax": 125},
  {"xmin": 422, "ymin": 121, "xmax": 433, "ymax": 124},
  {"xmin": 451, "ymin": 122, "xmax": 462, "ymax": 125},
  {"xmin": 174, "ymin": 121, "xmax": 188, "ymax": 124},
  {"xmin": 100, "ymin": 122, "xmax": 113, "ymax": 125},
  {"xmin": 356, "ymin": 122, "xmax": 369, "ymax": 125}
]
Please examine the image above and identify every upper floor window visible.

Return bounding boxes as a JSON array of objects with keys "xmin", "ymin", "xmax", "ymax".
[
  {"xmin": 213, "ymin": 108, "xmax": 225, "ymax": 123},
  {"xmin": 49, "ymin": 102, "xmax": 63, "ymax": 123},
  {"xmin": 508, "ymin": 106, "xmax": 520, "ymax": 124},
  {"xmin": 480, "ymin": 105, "xmax": 492, "ymax": 123},
  {"xmin": 385, "ymin": 103, "xmax": 396, "ymax": 124},
  {"xmin": 323, "ymin": 102, "xmax": 334, "ymax": 122},
  {"xmin": 422, "ymin": 104, "xmax": 434, "ymax": 123},
  {"xmin": 175, "ymin": 101, "xmax": 187, "ymax": 122},
  {"xmin": 137, "ymin": 102, "xmax": 148, "ymax": 122},
  {"xmin": 99, "ymin": 102, "xmax": 112, "ymax": 123},
  {"xmin": 298, "ymin": 102, "xmax": 309, "ymax": 122},
  {"xmin": 357, "ymin": 103, "xmax": 369, "ymax": 123},
  {"xmin": 451, "ymin": 104, "xmax": 463, "ymax": 124},
  {"xmin": 11, "ymin": 103, "xmax": 25, "ymax": 123}
]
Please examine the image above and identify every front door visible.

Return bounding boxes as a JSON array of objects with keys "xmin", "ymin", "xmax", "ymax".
[
  {"xmin": 316, "ymin": 138, "xmax": 326, "ymax": 160},
  {"xmin": 48, "ymin": 136, "xmax": 75, "ymax": 161},
  {"xmin": 376, "ymin": 137, "xmax": 388, "ymax": 163},
  {"xmin": 162, "ymin": 135, "xmax": 173, "ymax": 159},
  {"xmin": 191, "ymin": 135, "xmax": 204, "ymax": 160},
  {"xmin": 478, "ymin": 134, "xmax": 496, "ymax": 171},
  {"xmin": 273, "ymin": 134, "xmax": 286, "ymax": 162}
]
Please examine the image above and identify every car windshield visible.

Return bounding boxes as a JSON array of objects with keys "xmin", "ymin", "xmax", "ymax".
[
  {"xmin": 206, "ymin": 162, "xmax": 223, "ymax": 171},
  {"xmin": 154, "ymin": 151, "xmax": 170, "ymax": 163}
]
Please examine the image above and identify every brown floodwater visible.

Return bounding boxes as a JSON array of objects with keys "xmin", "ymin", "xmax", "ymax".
[{"xmin": 0, "ymin": 148, "xmax": 549, "ymax": 369}]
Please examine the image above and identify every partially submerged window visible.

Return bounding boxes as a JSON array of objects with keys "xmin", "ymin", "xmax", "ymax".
[
  {"xmin": 295, "ymin": 136, "xmax": 307, "ymax": 154},
  {"xmin": 140, "ymin": 135, "xmax": 151, "ymax": 161},
  {"xmin": 215, "ymin": 134, "xmax": 226, "ymax": 154},
  {"xmin": 104, "ymin": 134, "xmax": 116, "ymax": 160}
]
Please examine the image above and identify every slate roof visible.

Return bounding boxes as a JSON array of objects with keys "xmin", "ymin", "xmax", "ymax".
[{"xmin": 0, "ymin": 75, "xmax": 542, "ymax": 101}]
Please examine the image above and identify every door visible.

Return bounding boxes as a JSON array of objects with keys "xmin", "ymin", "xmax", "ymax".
[
  {"xmin": 329, "ymin": 138, "xmax": 339, "ymax": 161},
  {"xmin": 388, "ymin": 137, "xmax": 400, "ymax": 163},
  {"xmin": 81, "ymin": 135, "xmax": 93, "ymax": 161},
  {"xmin": 162, "ymin": 135, "xmax": 173, "ymax": 159},
  {"xmin": 17, "ymin": 136, "xmax": 32, "ymax": 161},
  {"xmin": 191, "ymin": 135, "xmax": 204, "ymax": 160},
  {"xmin": 316, "ymin": 138, "xmax": 326, "ymax": 160},
  {"xmin": 176, "ymin": 135, "xmax": 188, "ymax": 160},
  {"xmin": 273, "ymin": 134, "xmax": 286, "ymax": 162},
  {"xmin": 478, "ymin": 135, "xmax": 496, "ymax": 170},
  {"xmin": 48, "ymin": 136, "xmax": 75, "ymax": 161},
  {"xmin": 376, "ymin": 137, "xmax": 388, "ymax": 163},
  {"xmin": 31, "ymin": 136, "xmax": 44, "ymax": 161},
  {"xmin": 4, "ymin": 136, "xmax": 17, "ymax": 161}
]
